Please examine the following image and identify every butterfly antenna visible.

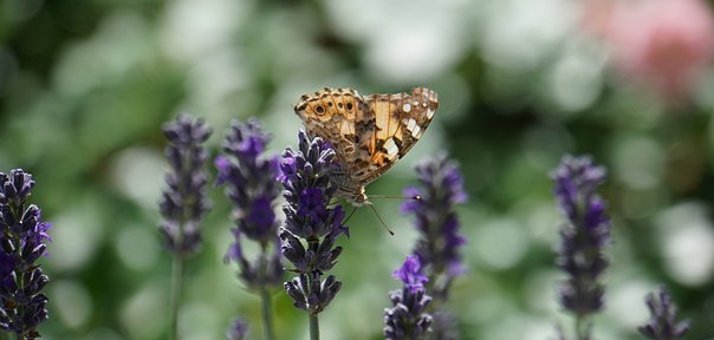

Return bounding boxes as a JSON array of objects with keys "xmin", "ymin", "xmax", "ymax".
[
  {"xmin": 369, "ymin": 194, "xmax": 422, "ymax": 201},
  {"xmin": 343, "ymin": 206, "xmax": 358, "ymax": 224},
  {"xmin": 367, "ymin": 203, "xmax": 395, "ymax": 236}
]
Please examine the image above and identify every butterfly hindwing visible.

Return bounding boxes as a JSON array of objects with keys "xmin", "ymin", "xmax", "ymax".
[{"xmin": 357, "ymin": 87, "xmax": 438, "ymax": 184}]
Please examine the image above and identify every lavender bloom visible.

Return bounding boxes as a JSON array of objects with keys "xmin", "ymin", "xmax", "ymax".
[
  {"xmin": 638, "ymin": 287, "xmax": 690, "ymax": 340},
  {"xmin": 226, "ymin": 318, "xmax": 249, "ymax": 340},
  {"xmin": 393, "ymin": 255, "xmax": 429, "ymax": 293},
  {"xmin": 217, "ymin": 120, "xmax": 283, "ymax": 289},
  {"xmin": 159, "ymin": 114, "xmax": 212, "ymax": 257},
  {"xmin": 401, "ymin": 154, "xmax": 467, "ymax": 301},
  {"xmin": 430, "ymin": 311, "xmax": 460, "ymax": 340},
  {"xmin": 0, "ymin": 169, "xmax": 51, "ymax": 339},
  {"xmin": 384, "ymin": 256, "xmax": 433, "ymax": 340},
  {"xmin": 552, "ymin": 155, "xmax": 611, "ymax": 317},
  {"xmin": 280, "ymin": 131, "xmax": 348, "ymax": 315}
]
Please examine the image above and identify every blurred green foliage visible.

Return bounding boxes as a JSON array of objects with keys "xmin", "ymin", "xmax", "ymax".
[{"xmin": 2, "ymin": 0, "xmax": 714, "ymax": 339}]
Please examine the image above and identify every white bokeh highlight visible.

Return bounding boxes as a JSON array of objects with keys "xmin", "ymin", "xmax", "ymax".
[
  {"xmin": 655, "ymin": 202, "xmax": 714, "ymax": 286},
  {"xmin": 109, "ymin": 147, "xmax": 165, "ymax": 211}
]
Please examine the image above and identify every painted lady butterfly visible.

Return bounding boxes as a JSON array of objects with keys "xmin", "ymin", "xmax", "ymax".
[{"xmin": 294, "ymin": 87, "xmax": 438, "ymax": 206}]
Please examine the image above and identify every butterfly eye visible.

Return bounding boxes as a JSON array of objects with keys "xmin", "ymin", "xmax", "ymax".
[{"xmin": 315, "ymin": 105, "xmax": 325, "ymax": 115}]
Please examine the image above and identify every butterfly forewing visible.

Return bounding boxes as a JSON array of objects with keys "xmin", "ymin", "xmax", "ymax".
[
  {"xmin": 360, "ymin": 88, "xmax": 437, "ymax": 184},
  {"xmin": 293, "ymin": 87, "xmax": 438, "ymax": 204}
]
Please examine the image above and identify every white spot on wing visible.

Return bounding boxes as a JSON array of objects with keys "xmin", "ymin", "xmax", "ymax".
[
  {"xmin": 384, "ymin": 138, "xmax": 399, "ymax": 156},
  {"xmin": 404, "ymin": 118, "xmax": 423, "ymax": 138},
  {"xmin": 411, "ymin": 124, "xmax": 422, "ymax": 138},
  {"xmin": 426, "ymin": 109, "xmax": 435, "ymax": 119},
  {"xmin": 406, "ymin": 118, "xmax": 417, "ymax": 132},
  {"xmin": 402, "ymin": 103, "xmax": 411, "ymax": 112}
]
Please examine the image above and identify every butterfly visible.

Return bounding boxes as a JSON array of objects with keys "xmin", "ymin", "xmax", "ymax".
[{"xmin": 293, "ymin": 87, "xmax": 438, "ymax": 206}]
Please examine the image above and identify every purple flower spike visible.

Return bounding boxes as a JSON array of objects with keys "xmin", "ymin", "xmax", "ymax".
[
  {"xmin": 552, "ymin": 155, "xmax": 611, "ymax": 317},
  {"xmin": 279, "ymin": 131, "xmax": 348, "ymax": 315},
  {"xmin": 399, "ymin": 154, "xmax": 466, "ymax": 339},
  {"xmin": 217, "ymin": 119, "xmax": 283, "ymax": 289},
  {"xmin": 384, "ymin": 256, "xmax": 433, "ymax": 340},
  {"xmin": 159, "ymin": 114, "xmax": 213, "ymax": 257},
  {"xmin": 0, "ymin": 169, "xmax": 51, "ymax": 338},
  {"xmin": 401, "ymin": 154, "xmax": 467, "ymax": 299},
  {"xmin": 638, "ymin": 287, "xmax": 690, "ymax": 340},
  {"xmin": 217, "ymin": 119, "xmax": 285, "ymax": 340}
]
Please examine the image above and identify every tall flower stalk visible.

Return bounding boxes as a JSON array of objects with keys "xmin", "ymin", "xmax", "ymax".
[
  {"xmin": 552, "ymin": 155, "xmax": 611, "ymax": 340},
  {"xmin": 401, "ymin": 154, "xmax": 467, "ymax": 339},
  {"xmin": 158, "ymin": 114, "xmax": 212, "ymax": 340},
  {"xmin": 279, "ymin": 131, "xmax": 348, "ymax": 340},
  {"xmin": 0, "ymin": 170, "xmax": 51, "ymax": 340},
  {"xmin": 216, "ymin": 120, "xmax": 283, "ymax": 340},
  {"xmin": 638, "ymin": 287, "xmax": 690, "ymax": 340},
  {"xmin": 383, "ymin": 255, "xmax": 433, "ymax": 340}
]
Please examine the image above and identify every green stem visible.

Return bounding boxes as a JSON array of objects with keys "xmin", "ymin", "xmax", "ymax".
[
  {"xmin": 260, "ymin": 288, "xmax": 276, "ymax": 340},
  {"xmin": 168, "ymin": 256, "xmax": 185, "ymax": 340},
  {"xmin": 309, "ymin": 314, "xmax": 320, "ymax": 340},
  {"xmin": 575, "ymin": 315, "xmax": 589, "ymax": 340}
]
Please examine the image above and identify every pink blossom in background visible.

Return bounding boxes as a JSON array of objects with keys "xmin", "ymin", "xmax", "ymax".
[{"xmin": 581, "ymin": 0, "xmax": 714, "ymax": 102}]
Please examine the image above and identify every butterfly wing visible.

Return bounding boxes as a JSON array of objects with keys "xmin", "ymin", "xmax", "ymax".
[
  {"xmin": 293, "ymin": 87, "xmax": 438, "ymax": 201},
  {"xmin": 354, "ymin": 87, "xmax": 438, "ymax": 185},
  {"xmin": 293, "ymin": 87, "xmax": 366, "ymax": 166}
]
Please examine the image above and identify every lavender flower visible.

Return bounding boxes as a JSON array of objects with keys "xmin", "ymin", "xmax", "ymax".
[
  {"xmin": 216, "ymin": 120, "xmax": 284, "ymax": 340},
  {"xmin": 638, "ymin": 287, "xmax": 690, "ymax": 340},
  {"xmin": 552, "ymin": 155, "xmax": 610, "ymax": 317},
  {"xmin": 159, "ymin": 114, "xmax": 212, "ymax": 257},
  {"xmin": 279, "ymin": 131, "xmax": 348, "ymax": 317},
  {"xmin": 159, "ymin": 114, "xmax": 212, "ymax": 340},
  {"xmin": 401, "ymin": 154, "xmax": 467, "ymax": 300},
  {"xmin": 0, "ymin": 169, "xmax": 51, "ymax": 339},
  {"xmin": 552, "ymin": 155, "xmax": 611, "ymax": 340},
  {"xmin": 384, "ymin": 255, "xmax": 433, "ymax": 340},
  {"xmin": 217, "ymin": 120, "xmax": 283, "ymax": 289},
  {"xmin": 226, "ymin": 318, "xmax": 249, "ymax": 340}
]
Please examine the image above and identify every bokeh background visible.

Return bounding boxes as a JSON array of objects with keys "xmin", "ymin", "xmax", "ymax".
[{"xmin": 2, "ymin": 0, "xmax": 714, "ymax": 339}]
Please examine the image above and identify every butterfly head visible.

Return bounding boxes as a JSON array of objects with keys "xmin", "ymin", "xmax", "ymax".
[
  {"xmin": 349, "ymin": 187, "xmax": 369, "ymax": 206},
  {"xmin": 333, "ymin": 175, "xmax": 369, "ymax": 206}
]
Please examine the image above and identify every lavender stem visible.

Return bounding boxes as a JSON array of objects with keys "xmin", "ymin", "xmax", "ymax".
[
  {"xmin": 309, "ymin": 314, "xmax": 320, "ymax": 340},
  {"xmin": 169, "ymin": 255, "xmax": 185, "ymax": 340},
  {"xmin": 575, "ymin": 316, "xmax": 588, "ymax": 340},
  {"xmin": 260, "ymin": 287, "xmax": 276, "ymax": 340}
]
